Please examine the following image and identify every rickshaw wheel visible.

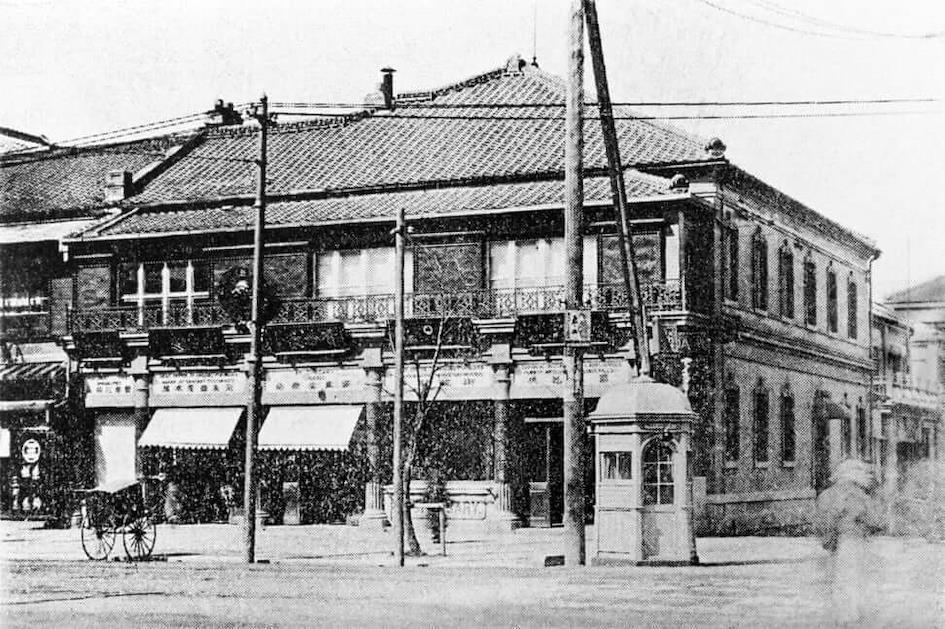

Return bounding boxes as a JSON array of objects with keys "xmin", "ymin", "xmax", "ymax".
[
  {"xmin": 122, "ymin": 514, "xmax": 157, "ymax": 561},
  {"xmin": 81, "ymin": 513, "xmax": 117, "ymax": 560}
]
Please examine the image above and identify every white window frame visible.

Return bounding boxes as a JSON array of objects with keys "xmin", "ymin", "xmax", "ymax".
[{"xmin": 121, "ymin": 260, "xmax": 208, "ymax": 324}]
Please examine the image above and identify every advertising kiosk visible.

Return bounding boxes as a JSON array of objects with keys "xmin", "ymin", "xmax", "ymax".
[{"xmin": 589, "ymin": 376, "xmax": 699, "ymax": 565}]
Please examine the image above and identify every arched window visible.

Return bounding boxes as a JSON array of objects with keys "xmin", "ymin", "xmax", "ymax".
[
  {"xmin": 780, "ymin": 385, "xmax": 795, "ymax": 463},
  {"xmin": 778, "ymin": 242, "xmax": 794, "ymax": 318},
  {"xmin": 751, "ymin": 229, "xmax": 768, "ymax": 310},
  {"xmin": 642, "ymin": 439, "xmax": 675, "ymax": 505},
  {"xmin": 724, "ymin": 218, "xmax": 739, "ymax": 302},
  {"xmin": 754, "ymin": 380, "xmax": 769, "ymax": 463},
  {"xmin": 803, "ymin": 254, "xmax": 817, "ymax": 326},
  {"xmin": 856, "ymin": 399, "xmax": 869, "ymax": 460},
  {"xmin": 724, "ymin": 383, "xmax": 740, "ymax": 462},
  {"xmin": 847, "ymin": 273, "xmax": 858, "ymax": 339},
  {"xmin": 826, "ymin": 264, "xmax": 838, "ymax": 333}
]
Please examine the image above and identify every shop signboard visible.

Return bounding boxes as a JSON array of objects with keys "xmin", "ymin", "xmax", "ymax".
[
  {"xmin": 150, "ymin": 371, "xmax": 246, "ymax": 406},
  {"xmin": 21, "ymin": 439, "xmax": 41, "ymax": 463},
  {"xmin": 510, "ymin": 358, "xmax": 630, "ymax": 399},
  {"xmin": 85, "ymin": 373, "xmax": 135, "ymax": 408},
  {"xmin": 264, "ymin": 367, "xmax": 367, "ymax": 404},
  {"xmin": 384, "ymin": 362, "xmax": 493, "ymax": 401}
]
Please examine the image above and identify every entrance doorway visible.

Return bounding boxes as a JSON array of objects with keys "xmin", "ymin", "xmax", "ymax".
[
  {"xmin": 525, "ymin": 421, "xmax": 563, "ymax": 527},
  {"xmin": 640, "ymin": 438, "xmax": 676, "ymax": 558}
]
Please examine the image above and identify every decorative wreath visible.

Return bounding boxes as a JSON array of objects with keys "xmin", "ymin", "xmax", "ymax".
[{"xmin": 216, "ymin": 266, "xmax": 279, "ymax": 329}]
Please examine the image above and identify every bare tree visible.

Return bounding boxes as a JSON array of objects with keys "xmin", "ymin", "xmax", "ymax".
[{"xmin": 384, "ymin": 313, "xmax": 454, "ymax": 556}]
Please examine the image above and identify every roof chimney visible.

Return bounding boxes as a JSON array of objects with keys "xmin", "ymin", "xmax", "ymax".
[
  {"xmin": 105, "ymin": 170, "xmax": 133, "ymax": 202},
  {"xmin": 380, "ymin": 67, "xmax": 396, "ymax": 110},
  {"xmin": 207, "ymin": 99, "xmax": 244, "ymax": 126}
]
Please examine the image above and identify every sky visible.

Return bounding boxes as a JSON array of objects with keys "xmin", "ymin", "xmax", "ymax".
[{"xmin": 2, "ymin": 0, "xmax": 943, "ymax": 300}]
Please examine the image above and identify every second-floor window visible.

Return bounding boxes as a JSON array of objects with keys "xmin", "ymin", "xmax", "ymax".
[
  {"xmin": 803, "ymin": 257, "xmax": 817, "ymax": 326},
  {"xmin": 726, "ymin": 225, "xmax": 739, "ymax": 301},
  {"xmin": 489, "ymin": 237, "xmax": 597, "ymax": 292},
  {"xmin": 778, "ymin": 244, "xmax": 794, "ymax": 318},
  {"xmin": 754, "ymin": 384, "xmax": 769, "ymax": 464},
  {"xmin": 826, "ymin": 267, "xmax": 838, "ymax": 333},
  {"xmin": 751, "ymin": 230, "xmax": 768, "ymax": 311},
  {"xmin": 120, "ymin": 260, "xmax": 210, "ymax": 308},
  {"xmin": 847, "ymin": 276, "xmax": 858, "ymax": 339},
  {"xmin": 315, "ymin": 247, "xmax": 409, "ymax": 298},
  {"xmin": 490, "ymin": 239, "xmax": 564, "ymax": 290}
]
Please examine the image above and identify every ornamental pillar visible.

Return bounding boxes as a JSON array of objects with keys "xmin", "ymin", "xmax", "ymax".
[
  {"xmin": 130, "ymin": 354, "xmax": 150, "ymax": 479},
  {"xmin": 490, "ymin": 345, "xmax": 517, "ymax": 531},
  {"xmin": 360, "ymin": 349, "xmax": 388, "ymax": 528}
]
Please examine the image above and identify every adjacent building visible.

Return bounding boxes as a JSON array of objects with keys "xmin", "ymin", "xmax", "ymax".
[{"xmin": 0, "ymin": 135, "xmax": 195, "ymax": 521}]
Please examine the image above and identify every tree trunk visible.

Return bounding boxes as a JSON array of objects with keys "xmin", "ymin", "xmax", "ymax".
[{"xmin": 402, "ymin": 460, "xmax": 423, "ymax": 556}]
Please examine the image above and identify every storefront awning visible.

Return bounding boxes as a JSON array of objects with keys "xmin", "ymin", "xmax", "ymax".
[
  {"xmin": 258, "ymin": 405, "xmax": 363, "ymax": 451},
  {"xmin": 138, "ymin": 407, "xmax": 243, "ymax": 450}
]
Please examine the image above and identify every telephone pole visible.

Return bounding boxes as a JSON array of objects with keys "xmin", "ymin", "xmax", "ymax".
[
  {"xmin": 244, "ymin": 94, "xmax": 269, "ymax": 564},
  {"xmin": 584, "ymin": 0, "xmax": 651, "ymax": 376},
  {"xmin": 392, "ymin": 207, "xmax": 406, "ymax": 567},
  {"xmin": 563, "ymin": 0, "xmax": 587, "ymax": 566}
]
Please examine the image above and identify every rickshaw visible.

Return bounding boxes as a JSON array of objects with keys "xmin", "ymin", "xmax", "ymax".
[{"xmin": 79, "ymin": 476, "xmax": 160, "ymax": 561}]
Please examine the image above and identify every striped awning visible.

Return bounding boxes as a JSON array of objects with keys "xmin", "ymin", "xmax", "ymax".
[
  {"xmin": 138, "ymin": 407, "xmax": 243, "ymax": 450},
  {"xmin": 258, "ymin": 405, "xmax": 363, "ymax": 451},
  {"xmin": 0, "ymin": 361, "xmax": 64, "ymax": 382}
]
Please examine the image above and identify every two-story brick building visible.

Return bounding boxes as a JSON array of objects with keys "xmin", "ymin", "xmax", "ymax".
[{"xmin": 54, "ymin": 56, "xmax": 881, "ymax": 532}]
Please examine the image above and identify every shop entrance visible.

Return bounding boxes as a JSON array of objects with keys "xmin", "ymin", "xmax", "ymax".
[{"xmin": 524, "ymin": 419, "xmax": 563, "ymax": 527}]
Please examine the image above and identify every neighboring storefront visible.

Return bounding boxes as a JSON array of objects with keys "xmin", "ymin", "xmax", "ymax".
[{"xmin": 0, "ymin": 357, "xmax": 77, "ymax": 521}]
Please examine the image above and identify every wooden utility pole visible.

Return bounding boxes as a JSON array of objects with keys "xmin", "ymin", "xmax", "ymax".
[
  {"xmin": 563, "ymin": 0, "xmax": 587, "ymax": 566},
  {"xmin": 392, "ymin": 207, "xmax": 406, "ymax": 567},
  {"xmin": 244, "ymin": 94, "xmax": 268, "ymax": 564},
  {"xmin": 584, "ymin": 0, "xmax": 651, "ymax": 377}
]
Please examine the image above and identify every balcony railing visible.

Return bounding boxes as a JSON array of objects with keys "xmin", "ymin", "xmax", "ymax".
[
  {"xmin": 68, "ymin": 280, "xmax": 684, "ymax": 333},
  {"xmin": 0, "ymin": 309, "xmax": 53, "ymax": 341},
  {"xmin": 872, "ymin": 375, "xmax": 942, "ymax": 408}
]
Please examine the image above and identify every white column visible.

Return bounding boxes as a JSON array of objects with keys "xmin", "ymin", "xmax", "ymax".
[
  {"xmin": 160, "ymin": 263, "xmax": 170, "ymax": 325},
  {"xmin": 136, "ymin": 263, "xmax": 145, "ymax": 327},
  {"xmin": 186, "ymin": 261, "xmax": 195, "ymax": 324}
]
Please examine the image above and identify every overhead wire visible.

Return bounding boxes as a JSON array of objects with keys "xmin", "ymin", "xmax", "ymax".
[
  {"xmin": 270, "ymin": 97, "xmax": 940, "ymax": 109},
  {"xmin": 745, "ymin": 0, "xmax": 945, "ymax": 40},
  {"xmin": 694, "ymin": 0, "xmax": 945, "ymax": 40},
  {"xmin": 5, "ymin": 96, "xmax": 939, "ymax": 158},
  {"xmin": 267, "ymin": 110, "xmax": 944, "ymax": 121}
]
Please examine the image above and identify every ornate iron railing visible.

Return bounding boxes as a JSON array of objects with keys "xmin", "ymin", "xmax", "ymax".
[
  {"xmin": 68, "ymin": 280, "xmax": 686, "ymax": 332},
  {"xmin": 0, "ymin": 310, "xmax": 53, "ymax": 341}
]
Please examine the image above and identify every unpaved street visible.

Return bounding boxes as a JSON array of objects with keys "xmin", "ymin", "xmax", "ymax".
[{"xmin": 3, "ymin": 535, "xmax": 943, "ymax": 628}]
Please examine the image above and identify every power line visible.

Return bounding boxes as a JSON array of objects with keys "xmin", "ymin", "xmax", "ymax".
[
  {"xmin": 695, "ymin": 0, "xmax": 945, "ymax": 41},
  {"xmin": 746, "ymin": 0, "xmax": 945, "ymax": 40},
  {"xmin": 269, "ymin": 109, "xmax": 944, "ymax": 121},
  {"xmin": 271, "ymin": 97, "xmax": 941, "ymax": 110}
]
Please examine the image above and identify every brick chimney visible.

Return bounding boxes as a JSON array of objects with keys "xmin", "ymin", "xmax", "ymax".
[
  {"xmin": 380, "ymin": 67, "xmax": 396, "ymax": 110},
  {"xmin": 104, "ymin": 170, "xmax": 133, "ymax": 202}
]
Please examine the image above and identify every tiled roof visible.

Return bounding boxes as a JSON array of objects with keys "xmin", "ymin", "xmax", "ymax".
[
  {"xmin": 88, "ymin": 172, "xmax": 678, "ymax": 238},
  {"xmin": 886, "ymin": 275, "xmax": 945, "ymax": 304},
  {"xmin": 0, "ymin": 138, "xmax": 183, "ymax": 222},
  {"xmin": 0, "ymin": 217, "xmax": 105, "ymax": 245},
  {"xmin": 132, "ymin": 61, "xmax": 713, "ymax": 205}
]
